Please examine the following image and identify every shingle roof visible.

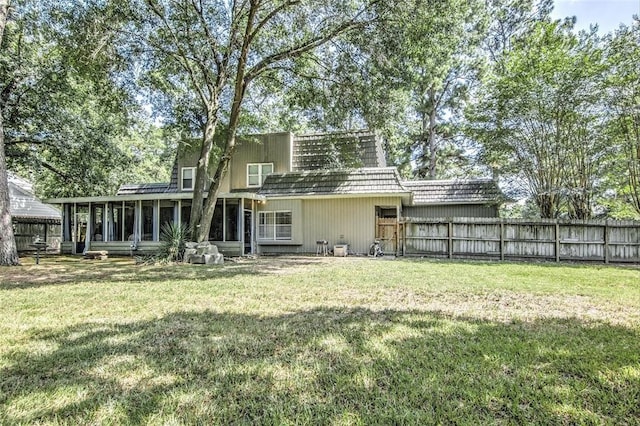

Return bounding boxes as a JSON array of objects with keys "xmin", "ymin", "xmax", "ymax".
[
  {"xmin": 9, "ymin": 175, "xmax": 61, "ymax": 222},
  {"xmin": 402, "ymin": 179, "xmax": 503, "ymax": 205},
  {"xmin": 292, "ymin": 130, "xmax": 386, "ymax": 171},
  {"xmin": 116, "ymin": 183, "xmax": 169, "ymax": 195},
  {"xmin": 166, "ymin": 158, "xmax": 179, "ymax": 193},
  {"xmin": 258, "ymin": 168, "xmax": 408, "ymax": 197}
]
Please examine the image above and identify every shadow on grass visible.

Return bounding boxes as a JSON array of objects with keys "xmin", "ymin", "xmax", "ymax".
[
  {"xmin": 0, "ymin": 256, "xmax": 330, "ymax": 290},
  {"xmin": 1, "ymin": 308, "xmax": 638, "ymax": 424},
  {"xmin": 402, "ymin": 255, "xmax": 640, "ymax": 271}
]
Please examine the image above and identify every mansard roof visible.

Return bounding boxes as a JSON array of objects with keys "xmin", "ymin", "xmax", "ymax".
[
  {"xmin": 258, "ymin": 167, "xmax": 409, "ymax": 198},
  {"xmin": 292, "ymin": 130, "xmax": 385, "ymax": 171},
  {"xmin": 402, "ymin": 179, "xmax": 503, "ymax": 205}
]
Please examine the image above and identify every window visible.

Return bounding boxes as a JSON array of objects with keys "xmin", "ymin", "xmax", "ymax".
[
  {"xmin": 247, "ymin": 163, "xmax": 273, "ymax": 187},
  {"xmin": 258, "ymin": 211, "xmax": 292, "ymax": 240},
  {"xmin": 181, "ymin": 167, "xmax": 196, "ymax": 191}
]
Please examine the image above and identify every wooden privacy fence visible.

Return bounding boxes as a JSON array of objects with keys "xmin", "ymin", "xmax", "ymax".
[{"xmin": 401, "ymin": 217, "xmax": 640, "ymax": 264}]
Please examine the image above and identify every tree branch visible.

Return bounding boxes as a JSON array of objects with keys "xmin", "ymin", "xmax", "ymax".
[
  {"xmin": 245, "ymin": 2, "xmax": 380, "ymax": 82},
  {"xmin": 144, "ymin": 0, "xmax": 211, "ymax": 108}
]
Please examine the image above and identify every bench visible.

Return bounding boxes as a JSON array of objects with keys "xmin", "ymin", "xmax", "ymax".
[{"xmin": 84, "ymin": 250, "xmax": 108, "ymax": 260}]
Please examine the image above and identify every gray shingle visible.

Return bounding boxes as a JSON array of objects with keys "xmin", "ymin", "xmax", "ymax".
[
  {"xmin": 402, "ymin": 179, "xmax": 503, "ymax": 205},
  {"xmin": 116, "ymin": 183, "xmax": 170, "ymax": 195},
  {"xmin": 258, "ymin": 168, "xmax": 407, "ymax": 197},
  {"xmin": 9, "ymin": 176, "xmax": 61, "ymax": 221},
  {"xmin": 292, "ymin": 130, "xmax": 386, "ymax": 171}
]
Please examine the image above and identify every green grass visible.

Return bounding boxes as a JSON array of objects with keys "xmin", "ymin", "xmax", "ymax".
[{"xmin": 1, "ymin": 256, "xmax": 639, "ymax": 424}]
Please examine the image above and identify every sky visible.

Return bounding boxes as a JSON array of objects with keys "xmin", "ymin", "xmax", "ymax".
[{"xmin": 550, "ymin": 0, "xmax": 640, "ymax": 33}]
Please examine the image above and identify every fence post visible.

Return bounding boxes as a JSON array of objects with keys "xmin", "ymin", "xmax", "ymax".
[
  {"xmin": 604, "ymin": 220, "xmax": 609, "ymax": 264},
  {"xmin": 448, "ymin": 220, "xmax": 453, "ymax": 259},
  {"xmin": 500, "ymin": 220, "xmax": 505, "ymax": 261},
  {"xmin": 395, "ymin": 219, "xmax": 399, "ymax": 256},
  {"xmin": 402, "ymin": 220, "xmax": 406, "ymax": 257},
  {"xmin": 555, "ymin": 222, "xmax": 560, "ymax": 263}
]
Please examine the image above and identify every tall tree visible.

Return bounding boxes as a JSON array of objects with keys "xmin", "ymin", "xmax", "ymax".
[
  {"xmin": 270, "ymin": 0, "xmax": 488, "ymax": 179},
  {"xmin": 117, "ymin": 0, "xmax": 383, "ymax": 242},
  {"xmin": 1, "ymin": 1, "xmax": 137, "ymax": 199},
  {"xmin": 402, "ymin": 0, "xmax": 485, "ymax": 179},
  {"xmin": 469, "ymin": 21, "xmax": 606, "ymax": 218},
  {"xmin": 0, "ymin": 0, "xmax": 19, "ymax": 265},
  {"xmin": 483, "ymin": 0, "xmax": 553, "ymax": 66},
  {"xmin": 605, "ymin": 20, "xmax": 640, "ymax": 217}
]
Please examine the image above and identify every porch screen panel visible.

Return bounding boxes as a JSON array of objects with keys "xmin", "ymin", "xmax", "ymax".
[
  {"xmin": 209, "ymin": 200, "xmax": 224, "ymax": 241},
  {"xmin": 124, "ymin": 202, "xmax": 136, "ymax": 241},
  {"xmin": 92, "ymin": 205, "xmax": 104, "ymax": 241},
  {"xmin": 141, "ymin": 201, "xmax": 154, "ymax": 241},
  {"xmin": 107, "ymin": 202, "xmax": 123, "ymax": 241},
  {"xmin": 225, "ymin": 200, "xmax": 239, "ymax": 241},
  {"xmin": 159, "ymin": 201, "xmax": 175, "ymax": 232},
  {"xmin": 63, "ymin": 204, "xmax": 72, "ymax": 241},
  {"xmin": 181, "ymin": 202, "xmax": 191, "ymax": 228}
]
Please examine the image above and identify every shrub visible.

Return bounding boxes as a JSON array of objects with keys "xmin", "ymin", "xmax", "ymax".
[{"xmin": 157, "ymin": 222, "xmax": 190, "ymax": 262}]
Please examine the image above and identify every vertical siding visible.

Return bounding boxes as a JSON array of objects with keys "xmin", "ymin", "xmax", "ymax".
[
  {"xmin": 301, "ymin": 197, "xmax": 401, "ymax": 254},
  {"xmin": 175, "ymin": 133, "xmax": 293, "ymax": 193},
  {"xmin": 257, "ymin": 196, "xmax": 402, "ymax": 255},
  {"xmin": 403, "ymin": 205, "xmax": 498, "ymax": 218},
  {"xmin": 176, "ymin": 150, "xmax": 200, "ymax": 191},
  {"xmin": 229, "ymin": 133, "xmax": 292, "ymax": 190}
]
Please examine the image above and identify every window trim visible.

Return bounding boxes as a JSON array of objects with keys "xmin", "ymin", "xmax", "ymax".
[
  {"xmin": 247, "ymin": 163, "xmax": 274, "ymax": 188},
  {"xmin": 258, "ymin": 210, "xmax": 292, "ymax": 241},
  {"xmin": 181, "ymin": 167, "xmax": 196, "ymax": 191}
]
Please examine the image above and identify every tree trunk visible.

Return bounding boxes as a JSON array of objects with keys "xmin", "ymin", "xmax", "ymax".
[
  {"xmin": 0, "ymin": 0, "xmax": 18, "ymax": 266},
  {"xmin": 189, "ymin": 112, "xmax": 218, "ymax": 241},
  {"xmin": 196, "ymin": 137, "xmax": 235, "ymax": 242},
  {"xmin": 194, "ymin": 2, "xmax": 256, "ymax": 242},
  {"xmin": 0, "ymin": 110, "xmax": 20, "ymax": 266}
]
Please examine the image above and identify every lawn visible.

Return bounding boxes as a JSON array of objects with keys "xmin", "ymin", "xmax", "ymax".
[{"xmin": 1, "ymin": 256, "xmax": 639, "ymax": 424}]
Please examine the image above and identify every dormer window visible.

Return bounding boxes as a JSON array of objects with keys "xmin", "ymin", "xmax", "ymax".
[
  {"xmin": 247, "ymin": 163, "xmax": 273, "ymax": 187},
  {"xmin": 181, "ymin": 167, "xmax": 196, "ymax": 191}
]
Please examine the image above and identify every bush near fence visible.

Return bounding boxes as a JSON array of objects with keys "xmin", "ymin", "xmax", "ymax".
[{"xmin": 401, "ymin": 217, "xmax": 640, "ymax": 264}]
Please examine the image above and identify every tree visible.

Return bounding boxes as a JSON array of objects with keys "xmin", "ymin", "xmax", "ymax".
[
  {"xmin": 482, "ymin": 0, "xmax": 553, "ymax": 67},
  {"xmin": 604, "ymin": 20, "xmax": 640, "ymax": 217},
  {"xmin": 469, "ymin": 21, "xmax": 607, "ymax": 218},
  {"xmin": 0, "ymin": 0, "xmax": 19, "ymax": 266},
  {"xmin": 116, "ymin": 0, "xmax": 384, "ymax": 242},
  {"xmin": 273, "ymin": 0, "xmax": 490, "ymax": 179},
  {"xmin": 1, "ymin": 1, "xmax": 140, "ymax": 199},
  {"xmin": 401, "ymin": 0, "xmax": 485, "ymax": 179}
]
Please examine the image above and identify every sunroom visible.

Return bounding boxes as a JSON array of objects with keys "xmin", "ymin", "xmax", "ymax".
[{"xmin": 45, "ymin": 191, "xmax": 265, "ymax": 257}]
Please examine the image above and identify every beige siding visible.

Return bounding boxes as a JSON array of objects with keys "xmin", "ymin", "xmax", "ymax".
[
  {"xmin": 258, "ymin": 196, "xmax": 402, "ymax": 255},
  {"xmin": 403, "ymin": 204, "xmax": 498, "ymax": 218},
  {"xmin": 176, "ymin": 133, "xmax": 293, "ymax": 193},
  {"xmin": 229, "ymin": 133, "xmax": 292, "ymax": 190}
]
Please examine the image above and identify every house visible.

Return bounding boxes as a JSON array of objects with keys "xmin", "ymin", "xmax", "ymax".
[
  {"xmin": 45, "ymin": 130, "xmax": 503, "ymax": 256},
  {"xmin": 8, "ymin": 173, "xmax": 62, "ymax": 252}
]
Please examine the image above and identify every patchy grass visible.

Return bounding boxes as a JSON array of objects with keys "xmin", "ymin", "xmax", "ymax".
[{"xmin": 1, "ymin": 256, "xmax": 639, "ymax": 424}]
